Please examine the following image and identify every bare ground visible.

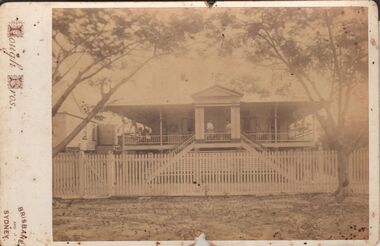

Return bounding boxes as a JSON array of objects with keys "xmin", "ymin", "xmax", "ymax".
[{"xmin": 53, "ymin": 193, "xmax": 368, "ymax": 241}]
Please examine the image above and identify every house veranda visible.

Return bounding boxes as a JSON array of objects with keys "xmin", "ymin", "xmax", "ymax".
[{"xmin": 103, "ymin": 85, "xmax": 319, "ymax": 153}]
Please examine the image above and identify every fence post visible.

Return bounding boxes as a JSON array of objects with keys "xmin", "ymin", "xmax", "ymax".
[
  {"xmin": 107, "ymin": 151, "xmax": 116, "ymax": 196},
  {"xmin": 78, "ymin": 151, "xmax": 86, "ymax": 198}
]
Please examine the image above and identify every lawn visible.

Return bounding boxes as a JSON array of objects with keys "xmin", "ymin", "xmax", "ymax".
[{"xmin": 53, "ymin": 193, "xmax": 368, "ymax": 241}]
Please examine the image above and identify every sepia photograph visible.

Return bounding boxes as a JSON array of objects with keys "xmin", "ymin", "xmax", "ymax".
[{"xmin": 52, "ymin": 6, "xmax": 369, "ymax": 242}]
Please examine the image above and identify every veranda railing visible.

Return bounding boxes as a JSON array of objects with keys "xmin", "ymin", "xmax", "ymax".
[
  {"xmin": 123, "ymin": 134, "xmax": 192, "ymax": 145},
  {"xmin": 204, "ymin": 132, "xmax": 231, "ymax": 142},
  {"xmin": 243, "ymin": 130, "xmax": 314, "ymax": 143}
]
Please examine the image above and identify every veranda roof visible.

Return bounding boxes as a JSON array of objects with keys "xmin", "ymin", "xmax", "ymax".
[{"xmin": 108, "ymin": 82, "xmax": 312, "ymax": 107}]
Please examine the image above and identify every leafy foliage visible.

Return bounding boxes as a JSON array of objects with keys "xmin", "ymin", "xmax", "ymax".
[
  {"xmin": 212, "ymin": 8, "xmax": 368, "ymax": 149},
  {"xmin": 52, "ymin": 8, "xmax": 206, "ymax": 156}
]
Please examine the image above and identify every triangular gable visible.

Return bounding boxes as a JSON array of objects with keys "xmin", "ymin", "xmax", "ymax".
[{"xmin": 192, "ymin": 85, "xmax": 243, "ymax": 99}]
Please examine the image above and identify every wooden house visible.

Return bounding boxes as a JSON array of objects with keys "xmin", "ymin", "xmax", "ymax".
[
  {"xmin": 103, "ymin": 85, "xmax": 319, "ymax": 153},
  {"xmin": 53, "ymin": 112, "xmax": 98, "ymax": 151}
]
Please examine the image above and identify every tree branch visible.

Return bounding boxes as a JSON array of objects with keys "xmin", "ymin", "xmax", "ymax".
[
  {"xmin": 325, "ymin": 11, "xmax": 344, "ymax": 129},
  {"xmin": 261, "ymin": 17, "xmax": 341, "ymax": 143},
  {"xmin": 340, "ymin": 84, "xmax": 353, "ymax": 131},
  {"xmin": 52, "ymin": 43, "xmax": 142, "ymax": 116},
  {"xmin": 79, "ymin": 44, "xmax": 140, "ymax": 82},
  {"xmin": 52, "ymin": 23, "xmax": 110, "ymax": 86},
  {"xmin": 53, "ymin": 55, "xmax": 156, "ymax": 156},
  {"xmin": 53, "ymin": 52, "xmax": 86, "ymax": 86}
]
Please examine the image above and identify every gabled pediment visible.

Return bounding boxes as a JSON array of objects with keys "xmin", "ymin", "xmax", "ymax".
[{"xmin": 192, "ymin": 85, "xmax": 243, "ymax": 100}]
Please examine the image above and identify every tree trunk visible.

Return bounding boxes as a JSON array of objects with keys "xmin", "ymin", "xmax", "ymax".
[
  {"xmin": 334, "ymin": 147, "xmax": 350, "ymax": 199},
  {"xmin": 52, "ymin": 77, "xmax": 81, "ymax": 117},
  {"xmin": 52, "ymin": 56, "xmax": 155, "ymax": 157},
  {"xmin": 53, "ymin": 97, "xmax": 108, "ymax": 157}
]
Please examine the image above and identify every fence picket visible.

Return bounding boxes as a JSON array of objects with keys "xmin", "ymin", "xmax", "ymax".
[{"xmin": 53, "ymin": 149, "xmax": 369, "ymax": 198}]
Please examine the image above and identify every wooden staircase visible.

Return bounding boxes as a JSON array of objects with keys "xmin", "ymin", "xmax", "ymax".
[
  {"xmin": 144, "ymin": 135, "xmax": 195, "ymax": 183},
  {"xmin": 240, "ymin": 133, "xmax": 265, "ymax": 152},
  {"xmin": 240, "ymin": 132, "xmax": 298, "ymax": 183}
]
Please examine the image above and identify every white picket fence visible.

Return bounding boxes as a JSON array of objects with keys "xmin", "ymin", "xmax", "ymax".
[
  {"xmin": 347, "ymin": 149, "xmax": 369, "ymax": 194},
  {"xmin": 53, "ymin": 149, "xmax": 368, "ymax": 199}
]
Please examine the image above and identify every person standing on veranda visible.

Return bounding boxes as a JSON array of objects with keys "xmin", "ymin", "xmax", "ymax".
[
  {"xmin": 225, "ymin": 120, "xmax": 232, "ymax": 140},
  {"xmin": 206, "ymin": 120, "xmax": 214, "ymax": 132},
  {"xmin": 206, "ymin": 120, "xmax": 214, "ymax": 140}
]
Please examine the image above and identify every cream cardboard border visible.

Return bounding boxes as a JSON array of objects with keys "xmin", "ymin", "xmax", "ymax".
[{"xmin": 0, "ymin": 1, "xmax": 378, "ymax": 246}]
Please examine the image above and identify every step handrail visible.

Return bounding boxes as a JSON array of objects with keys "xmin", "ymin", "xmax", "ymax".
[
  {"xmin": 239, "ymin": 135, "xmax": 299, "ymax": 183},
  {"xmin": 240, "ymin": 132, "xmax": 265, "ymax": 152},
  {"xmin": 145, "ymin": 137, "xmax": 195, "ymax": 183},
  {"xmin": 292, "ymin": 129, "xmax": 313, "ymax": 140},
  {"xmin": 170, "ymin": 134, "xmax": 195, "ymax": 155}
]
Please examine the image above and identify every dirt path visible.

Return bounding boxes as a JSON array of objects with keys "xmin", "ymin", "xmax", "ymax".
[{"xmin": 53, "ymin": 194, "xmax": 368, "ymax": 241}]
